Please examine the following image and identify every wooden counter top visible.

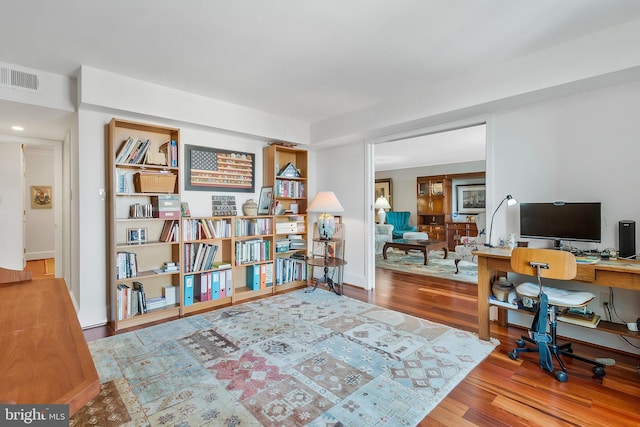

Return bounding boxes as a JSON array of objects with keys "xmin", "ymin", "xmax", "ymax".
[{"xmin": 0, "ymin": 277, "xmax": 99, "ymax": 415}]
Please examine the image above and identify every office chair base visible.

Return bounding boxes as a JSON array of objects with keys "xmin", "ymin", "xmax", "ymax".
[{"xmin": 509, "ymin": 335, "xmax": 606, "ymax": 381}]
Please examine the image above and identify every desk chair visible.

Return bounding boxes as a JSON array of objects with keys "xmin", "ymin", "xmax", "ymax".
[{"xmin": 507, "ymin": 248, "xmax": 606, "ymax": 382}]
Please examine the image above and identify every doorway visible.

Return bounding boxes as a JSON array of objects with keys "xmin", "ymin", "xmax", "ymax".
[{"xmin": 370, "ymin": 122, "xmax": 487, "ymax": 286}]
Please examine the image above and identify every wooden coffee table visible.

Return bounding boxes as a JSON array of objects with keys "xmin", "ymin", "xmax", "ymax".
[{"xmin": 382, "ymin": 239, "xmax": 448, "ymax": 265}]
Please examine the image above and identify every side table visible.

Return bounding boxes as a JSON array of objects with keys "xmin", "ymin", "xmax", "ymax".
[{"xmin": 306, "ymin": 239, "xmax": 346, "ymax": 295}]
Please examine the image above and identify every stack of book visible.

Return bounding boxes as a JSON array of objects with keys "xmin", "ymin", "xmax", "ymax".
[{"xmin": 557, "ymin": 309, "xmax": 601, "ymax": 328}]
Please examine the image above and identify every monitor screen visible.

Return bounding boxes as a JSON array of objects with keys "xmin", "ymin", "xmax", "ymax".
[{"xmin": 519, "ymin": 202, "xmax": 601, "ymax": 243}]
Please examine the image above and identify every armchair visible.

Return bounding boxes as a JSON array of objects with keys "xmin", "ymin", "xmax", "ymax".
[
  {"xmin": 375, "ymin": 224, "xmax": 394, "ymax": 254},
  {"xmin": 385, "ymin": 211, "xmax": 417, "ymax": 239}
]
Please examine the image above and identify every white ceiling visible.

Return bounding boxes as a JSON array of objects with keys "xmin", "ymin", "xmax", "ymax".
[
  {"xmin": 375, "ymin": 125, "xmax": 486, "ymax": 171},
  {"xmin": 2, "ymin": 1, "xmax": 640, "ymax": 166}
]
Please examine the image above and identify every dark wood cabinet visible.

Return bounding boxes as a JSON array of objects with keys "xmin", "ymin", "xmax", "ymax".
[
  {"xmin": 416, "ymin": 176, "xmax": 451, "ymax": 232},
  {"xmin": 445, "ymin": 222, "xmax": 478, "ymax": 251}
]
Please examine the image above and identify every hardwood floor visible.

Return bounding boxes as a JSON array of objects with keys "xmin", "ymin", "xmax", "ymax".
[{"xmin": 84, "ymin": 268, "xmax": 640, "ymax": 426}]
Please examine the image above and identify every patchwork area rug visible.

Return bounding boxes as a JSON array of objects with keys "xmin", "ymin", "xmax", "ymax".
[
  {"xmin": 72, "ymin": 290, "xmax": 496, "ymax": 426},
  {"xmin": 376, "ymin": 250, "xmax": 478, "ymax": 284}
]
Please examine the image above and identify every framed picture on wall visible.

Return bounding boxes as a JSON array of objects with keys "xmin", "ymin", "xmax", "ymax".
[
  {"xmin": 457, "ymin": 185, "xmax": 486, "ymax": 214},
  {"xmin": 31, "ymin": 185, "xmax": 52, "ymax": 209},
  {"xmin": 185, "ymin": 144, "xmax": 255, "ymax": 192},
  {"xmin": 374, "ymin": 178, "xmax": 393, "ymax": 210}
]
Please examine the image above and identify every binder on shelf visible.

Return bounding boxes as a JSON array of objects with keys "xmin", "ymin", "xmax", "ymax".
[
  {"xmin": 184, "ymin": 275, "xmax": 194, "ymax": 306},
  {"xmin": 211, "ymin": 271, "xmax": 220, "ymax": 300},
  {"xmin": 246, "ymin": 264, "xmax": 261, "ymax": 290}
]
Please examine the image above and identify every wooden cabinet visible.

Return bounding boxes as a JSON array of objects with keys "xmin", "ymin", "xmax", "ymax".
[
  {"xmin": 417, "ymin": 175, "xmax": 451, "ymax": 232},
  {"xmin": 263, "ymin": 144, "xmax": 308, "ymax": 291},
  {"xmin": 446, "ymin": 222, "xmax": 478, "ymax": 251},
  {"xmin": 106, "ymin": 118, "xmax": 181, "ymax": 331},
  {"xmin": 419, "ymin": 224, "xmax": 446, "ymax": 241}
]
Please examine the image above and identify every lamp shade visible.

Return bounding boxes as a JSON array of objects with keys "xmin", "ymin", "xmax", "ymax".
[
  {"xmin": 308, "ymin": 191, "xmax": 344, "ymax": 240},
  {"xmin": 374, "ymin": 196, "xmax": 391, "ymax": 210},
  {"xmin": 308, "ymin": 191, "xmax": 344, "ymax": 213}
]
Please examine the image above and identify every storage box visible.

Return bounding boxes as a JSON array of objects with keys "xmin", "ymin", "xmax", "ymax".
[{"xmin": 134, "ymin": 172, "xmax": 177, "ymax": 193}]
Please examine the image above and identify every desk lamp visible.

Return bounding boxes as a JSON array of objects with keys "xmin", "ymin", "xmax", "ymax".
[
  {"xmin": 485, "ymin": 194, "xmax": 518, "ymax": 248},
  {"xmin": 308, "ymin": 191, "xmax": 344, "ymax": 240},
  {"xmin": 374, "ymin": 196, "xmax": 391, "ymax": 224}
]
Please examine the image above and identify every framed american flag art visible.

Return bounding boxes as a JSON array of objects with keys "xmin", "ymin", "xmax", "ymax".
[{"xmin": 185, "ymin": 145, "xmax": 255, "ymax": 192}]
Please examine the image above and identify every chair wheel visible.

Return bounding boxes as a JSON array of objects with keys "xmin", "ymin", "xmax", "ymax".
[
  {"xmin": 555, "ymin": 370, "xmax": 568, "ymax": 382},
  {"xmin": 516, "ymin": 339, "xmax": 526, "ymax": 348},
  {"xmin": 508, "ymin": 350, "xmax": 519, "ymax": 360},
  {"xmin": 593, "ymin": 366, "xmax": 606, "ymax": 378}
]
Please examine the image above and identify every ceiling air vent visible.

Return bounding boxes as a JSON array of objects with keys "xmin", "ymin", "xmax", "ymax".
[{"xmin": 0, "ymin": 63, "xmax": 40, "ymax": 92}]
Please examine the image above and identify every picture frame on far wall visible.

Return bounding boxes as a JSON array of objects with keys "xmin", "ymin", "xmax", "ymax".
[
  {"xmin": 457, "ymin": 185, "xmax": 486, "ymax": 214},
  {"xmin": 257, "ymin": 186, "xmax": 273, "ymax": 215},
  {"xmin": 374, "ymin": 178, "xmax": 393, "ymax": 210}
]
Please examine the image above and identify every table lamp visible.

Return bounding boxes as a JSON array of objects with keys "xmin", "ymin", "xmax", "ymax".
[
  {"xmin": 485, "ymin": 194, "xmax": 518, "ymax": 248},
  {"xmin": 374, "ymin": 196, "xmax": 391, "ymax": 224},
  {"xmin": 308, "ymin": 191, "xmax": 344, "ymax": 240}
]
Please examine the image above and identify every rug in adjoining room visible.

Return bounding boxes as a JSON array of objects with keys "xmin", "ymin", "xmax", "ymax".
[
  {"xmin": 376, "ymin": 249, "xmax": 478, "ymax": 284},
  {"xmin": 72, "ymin": 289, "xmax": 497, "ymax": 426}
]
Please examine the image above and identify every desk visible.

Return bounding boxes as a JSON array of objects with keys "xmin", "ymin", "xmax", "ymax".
[
  {"xmin": 475, "ymin": 248, "xmax": 640, "ymax": 341},
  {"xmin": 0, "ymin": 278, "xmax": 100, "ymax": 415}
]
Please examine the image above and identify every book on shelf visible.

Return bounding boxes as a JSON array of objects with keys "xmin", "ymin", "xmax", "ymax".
[{"xmin": 557, "ymin": 310, "xmax": 601, "ymax": 328}]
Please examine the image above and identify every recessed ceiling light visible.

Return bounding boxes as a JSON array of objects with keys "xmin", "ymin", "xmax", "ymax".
[{"xmin": 12, "ymin": 125, "xmax": 24, "ymax": 131}]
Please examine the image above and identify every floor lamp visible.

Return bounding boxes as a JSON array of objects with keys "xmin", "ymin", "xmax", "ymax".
[{"xmin": 485, "ymin": 194, "xmax": 518, "ymax": 248}]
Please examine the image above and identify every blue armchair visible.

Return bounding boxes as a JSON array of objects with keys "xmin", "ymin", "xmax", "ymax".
[{"xmin": 385, "ymin": 211, "xmax": 417, "ymax": 239}]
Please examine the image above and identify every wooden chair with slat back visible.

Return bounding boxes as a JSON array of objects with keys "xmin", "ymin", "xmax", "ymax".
[
  {"xmin": 507, "ymin": 248, "xmax": 606, "ymax": 382},
  {"xmin": 0, "ymin": 267, "xmax": 32, "ymax": 284}
]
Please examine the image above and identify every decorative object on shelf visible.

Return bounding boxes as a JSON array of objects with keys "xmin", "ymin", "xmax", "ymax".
[
  {"xmin": 277, "ymin": 162, "xmax": 301, "ymax": 177},
  {"xmin": 181, "ymin": 202, "xmax": 191, "ymax": 217},
  {"xmin": 31, "ymin": 185, "xmax": 52, "ymax": 209},
  {"xmin": 374, "ymin": 196, "xmax": 391, "ymax": 224},
  {"xmin": 308, "ymin": 191, "xmax": 344, "ymax": 240},
  {"xmin": 145, "ymin": 150, "xmax": 167, "ymax": 166},
  {"xmin": 485, "ymin": 194, "xmax": 518, "ymax": 248},
  {"xmin": 212, "ymin": 195, "xmax": 237, "ymax": 216},
  {"xmin": 242, "ymin": 199, "xmax": 258, "ymax": 216},
  {"xmin": 185, "ymin": 144, "xmax": 255, "ymax": 192},
  {"xmin": 257, "ymin": 186, "xmax": 274, "ymax": 215},
  {"xmin": 126, "ymin": 227, "xmax": 147, "ymax": 244},
  {"xmin": 374, "ymin": 178, "xmax": 392, "ymax": 210},
  {"xmin": 456, "ymin": 184, "xmax": 486, "ymax": 214}
]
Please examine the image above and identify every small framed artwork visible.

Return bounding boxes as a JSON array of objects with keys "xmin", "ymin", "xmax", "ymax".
[
  {"xmin": 31, "ymin": 185, "xmax": 52, "ymax": 209},
  {"xmin": 457, "ymin": 185, "xmax": 486, "ymax": 214},
  {"xmin": 257, "ymin": 186, "xmax": 273, "ymax": 215},
  {"xmin": 127, "ymin": 227, "xmax": 148, "ymax": 244},
  {"xmin": 374, "ymin": 178, "xmax": 393, "ymax": 210}
]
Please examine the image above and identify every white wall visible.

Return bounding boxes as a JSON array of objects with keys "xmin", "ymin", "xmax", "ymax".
[
  {"xmin": 313, "ymin": 141, "xmax": 367, "ymax": 288},
  {"xmin": 0, "ymin": 143, "xmax": 23, "ymax": 269}
]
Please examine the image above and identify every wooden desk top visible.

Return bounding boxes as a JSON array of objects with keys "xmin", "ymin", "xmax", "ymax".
[
  {"xmin": 0, "ymin": 278, "xmax": 99, "ymax": 415},
  {"xmin": 474, "ymin": 247, "xmax": 640, "ymax": 291}
]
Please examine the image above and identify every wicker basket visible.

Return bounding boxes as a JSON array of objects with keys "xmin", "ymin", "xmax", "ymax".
[{"xmin": 134, "ymin": 172, "xmax": 177, "ymax": 193}]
